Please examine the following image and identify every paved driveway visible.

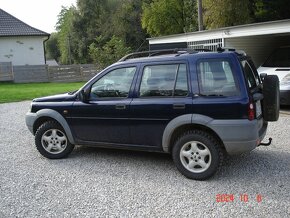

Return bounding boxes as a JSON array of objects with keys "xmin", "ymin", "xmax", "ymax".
[{"xmin": 0, "ymin": 101, "xmax": 289, "ymax": 217}]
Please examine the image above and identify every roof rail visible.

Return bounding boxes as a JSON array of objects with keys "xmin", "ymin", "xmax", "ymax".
[
  {"xmin": 217, "ymin": 47, "xmax": 247, "ymax": 56},
  {"xmin": 193, "ymin": 48, "xmax": 212, "ymax": 52},
  {"xmin": 118, "ymin": 48, "xmax": 209, "ymax": 62}
]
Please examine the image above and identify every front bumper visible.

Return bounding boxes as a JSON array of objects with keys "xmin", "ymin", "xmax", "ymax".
[{"xmin": 25, "ymin": 112, "xmax": 37, "ymax": 134}]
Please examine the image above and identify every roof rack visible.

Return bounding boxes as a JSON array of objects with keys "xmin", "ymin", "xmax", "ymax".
[{"xmin": 118, "ymin": 48, "xmax": 211, "ymax": 62}]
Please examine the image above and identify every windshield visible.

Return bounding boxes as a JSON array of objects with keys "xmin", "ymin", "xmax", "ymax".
[{"xmin": 263, "ymin": 47, "xmax": 290, "ymax": 67}]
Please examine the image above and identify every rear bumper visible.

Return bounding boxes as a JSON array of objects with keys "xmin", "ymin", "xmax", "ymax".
[
  {"xmin": 209, "ymin": 119, "xmax": 267, "ymax": 155},
  {"xmin": 280, "ymin": 90, "xmax": 290, "ymax": 105}
]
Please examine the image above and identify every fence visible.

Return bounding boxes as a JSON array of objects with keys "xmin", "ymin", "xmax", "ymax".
[
  {"xmin": 0, "ymin": 63, "xmax": 101, "ymax": 83},
  {"xmin": 13, "ymin": 65, "xmax": 48, "ymax": 83},
  {"xmin": 48, "ymin": 64, "xmax": 98, "ymax": 82},
  {"xmin": 0, "ymin": 62, "xmax": 13, "ymax": 81}
]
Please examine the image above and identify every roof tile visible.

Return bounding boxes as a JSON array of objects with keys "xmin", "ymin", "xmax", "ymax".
[{"xmin": 0, "ymin": 8, "xmax": 49, "ymax": 36}]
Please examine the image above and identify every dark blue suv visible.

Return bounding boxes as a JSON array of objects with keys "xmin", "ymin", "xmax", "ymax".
[{"xmin": 26, "ymin": 49, "xmax": 279, "ymax": 180}]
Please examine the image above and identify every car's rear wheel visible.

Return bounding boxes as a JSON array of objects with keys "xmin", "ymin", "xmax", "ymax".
[
  {"xmin": 35, "ymin": 121, "xmax": 75, "ymax": 159},
  {"xmin": 263, "ymin": 75, "xmax": 280, "ymax": 121},
  {"xmin": 172, "ymin": 130, "xmax": 223, "ymax": 180}
]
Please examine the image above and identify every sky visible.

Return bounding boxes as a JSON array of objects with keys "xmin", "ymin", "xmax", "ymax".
[{"xmin": 1, "ymin": 0, "xmax": 77, "ymax": 33}]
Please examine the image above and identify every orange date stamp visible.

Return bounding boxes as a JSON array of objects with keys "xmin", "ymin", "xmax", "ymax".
[{"xmin": 216, "ymin": 194, "xmax": 262, "ymax": 203}]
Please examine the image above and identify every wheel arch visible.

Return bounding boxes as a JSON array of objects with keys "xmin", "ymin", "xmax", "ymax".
[
  {"xmin": 162, "ymin": 114, "xmax": 225, "ymax": 153},
  {"xmin": 33, "ymin": 109, "xmax": 75, "ymax": 144},
  {"xmin": 33, "ymin": 116, "xmax": 56, "ymax": 134}
]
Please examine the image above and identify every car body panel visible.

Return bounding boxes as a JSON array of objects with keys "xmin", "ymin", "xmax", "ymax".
[{"xmin": 26, "ymin": 51, "xmax": 269, "ymax": 156}]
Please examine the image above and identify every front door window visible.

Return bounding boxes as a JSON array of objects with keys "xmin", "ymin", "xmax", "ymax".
[{"xmin": 90, "ymin": 67, "xmax": 136, "ymax": 99}]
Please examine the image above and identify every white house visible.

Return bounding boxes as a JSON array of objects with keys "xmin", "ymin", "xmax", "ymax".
[
  {"xmin": 0, "ymin": 8, "xmax": 49, "ymax": 66},
  {"xmin": 148, "ymin": 19, "xmax": 290, "ymax": 67}
]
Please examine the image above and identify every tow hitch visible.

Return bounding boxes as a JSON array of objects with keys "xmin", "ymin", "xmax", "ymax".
[{"xmin": 259, "ymin": 138, "xmax": 272, "ymax": 146}]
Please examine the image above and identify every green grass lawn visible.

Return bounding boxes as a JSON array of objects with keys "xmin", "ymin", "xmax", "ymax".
[{"xmin": 0, "ymin": 82, "xmax": 85, "ymax": 103}]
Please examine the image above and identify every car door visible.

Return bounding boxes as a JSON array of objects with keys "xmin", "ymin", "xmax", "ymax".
[
  {"xmin": 68, "ymin": 66, "xmax": 137, "ymax": 144},
  {"xmin": 129, "ymin": 62, "xmax": 192, "ymax": 148}
]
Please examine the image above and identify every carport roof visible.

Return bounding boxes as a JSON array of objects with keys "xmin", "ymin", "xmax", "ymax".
[
  {"xmin": 149, "ymin": 19, "xmax": 290, "ymax": 44},
  {"xmin": 0, "ymin": 8, "xmax": 49, "ymax": 37}
]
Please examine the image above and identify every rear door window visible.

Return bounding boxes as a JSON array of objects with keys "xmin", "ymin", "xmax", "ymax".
[
  {"xmin": 139, "ymin": 64, "xmax": 188, "ymax": 97},
  {"xmin": 197, "ymin": 59, "xmax": 239, "ymax": 96}
]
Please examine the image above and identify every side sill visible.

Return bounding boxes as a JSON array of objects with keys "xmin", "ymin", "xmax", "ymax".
[{"xmin": 75, "ymin": 140, "xmax": 164, "ymax": 153}]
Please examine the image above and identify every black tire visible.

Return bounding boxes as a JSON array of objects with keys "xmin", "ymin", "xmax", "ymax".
[
  {"xmin": 172, "ymin": 130, "xmax": 223, "ymax": 180},
  {"xmin": 263, "ymin": 75, "xmax": 280, "ymax": 121},
  {"xmin": 35, "ymin": 121, "xmax": 75, "ymax": 159}
]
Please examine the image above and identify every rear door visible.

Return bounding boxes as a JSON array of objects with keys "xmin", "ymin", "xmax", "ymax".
[{"xmin": 129, "ymin": 62, "xmax": 192, "ymax": 147}]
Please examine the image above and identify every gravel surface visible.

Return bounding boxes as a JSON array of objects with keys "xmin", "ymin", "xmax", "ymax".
[{"xmin": 0, "ymin": 101, "xmax": 289, "ymax": 217}]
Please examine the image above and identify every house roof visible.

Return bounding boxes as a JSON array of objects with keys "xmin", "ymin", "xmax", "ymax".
[{"xmin": 0, "ymin": 8, "xmax": 49, "ymax": 37}]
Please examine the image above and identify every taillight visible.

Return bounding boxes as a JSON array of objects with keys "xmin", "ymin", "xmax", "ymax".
[{"xmin": 248, "ymin": 102, "xmax": 255, "ymax": 121}]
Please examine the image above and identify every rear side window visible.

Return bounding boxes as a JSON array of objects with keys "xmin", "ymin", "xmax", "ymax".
[
  {"xmin": 139, "ymin": 64, "xmax": 188, "ymax": 97},
  {"xmin": 241, "ymin": 60, "xmax": 260, "ymax": 90},
  {"xmin": 197, "ymin": 59, "xmax": 239, "ymax": 96}
]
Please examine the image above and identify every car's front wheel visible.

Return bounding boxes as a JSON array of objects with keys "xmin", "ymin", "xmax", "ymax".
[
  {"xmin": 172, "ymin": 130, "xmax": 223, "ymax": 180},
  {"xmin": 35, "ymin": 121, "xmax": 75, "ymax": 159}
]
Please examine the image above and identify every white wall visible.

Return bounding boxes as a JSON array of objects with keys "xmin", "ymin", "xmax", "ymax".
[{"xmin": 0, "ymin": 36, "xmax": 48, "ymax": 65}]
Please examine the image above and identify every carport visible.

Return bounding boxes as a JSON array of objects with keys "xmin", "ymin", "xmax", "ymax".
[{"xmin": 148, "ymin": 19, "xmax": 290, "ymax": 67}]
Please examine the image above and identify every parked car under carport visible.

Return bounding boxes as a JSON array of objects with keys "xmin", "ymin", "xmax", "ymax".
[{"xmin": 258, "ymin": 46, "xmax": 290, "ymax": 105}]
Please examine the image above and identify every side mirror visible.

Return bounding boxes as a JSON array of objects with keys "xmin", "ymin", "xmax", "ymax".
[
  {"xmin": 260, "ymin": 73, "xmax": 267, "ymax": 82},
  {"xmin": 79, "ymin": 89, "xmax": 89, "ymax": 103}
]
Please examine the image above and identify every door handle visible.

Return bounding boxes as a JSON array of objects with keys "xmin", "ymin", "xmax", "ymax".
[
  {"xmin": 173, "ymin": 104, "xmax": 185, "ymax": 109},
  {"xmin": 115, "ymin": 104, "xmax": 126, "ymax": 110}
]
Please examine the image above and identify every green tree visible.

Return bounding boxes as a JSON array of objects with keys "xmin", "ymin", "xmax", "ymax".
[
  {"xmin": 56, "ymin": 6, "xmax": 77, "ymax": 64},
  {"xmin": 108, "ymin": 0, "xmax": 147, "ymax": 50},
  {"xmin": 55, "ymin": 0, "xmax": 109, "ymax": 64},
  {"xmin": 141, "ymin": 0, "xmax": 198, "ymax": 37},
  {"xmin": 203, "ymin": 0, "xmax": 254, "ymax": 29},
  {"xmin": 55, "ymin": 0, "xmax": 149, "ymax": 64},
  {"xmin": 254, "ymin": 0, "xmax": 290, "ymax": 22},
  {"xmin": 89, "ymin": 35, "xmax": 131, "ymax": 68},
  {"xmin": 75, "ymin": 0, "xmax": 133, "ymax": 62},
  {"xmin": 76, "ymin": 0, "xmax": 106, "ymax": 39},
  {"xmin": 45, "ymin": 32, "xmax": 60, "ymax": 62}
]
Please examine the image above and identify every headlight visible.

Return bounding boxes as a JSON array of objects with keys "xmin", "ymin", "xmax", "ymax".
[{"xmin": 281, "ymin": 74, "xmax": 290, "ymax": 85}]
